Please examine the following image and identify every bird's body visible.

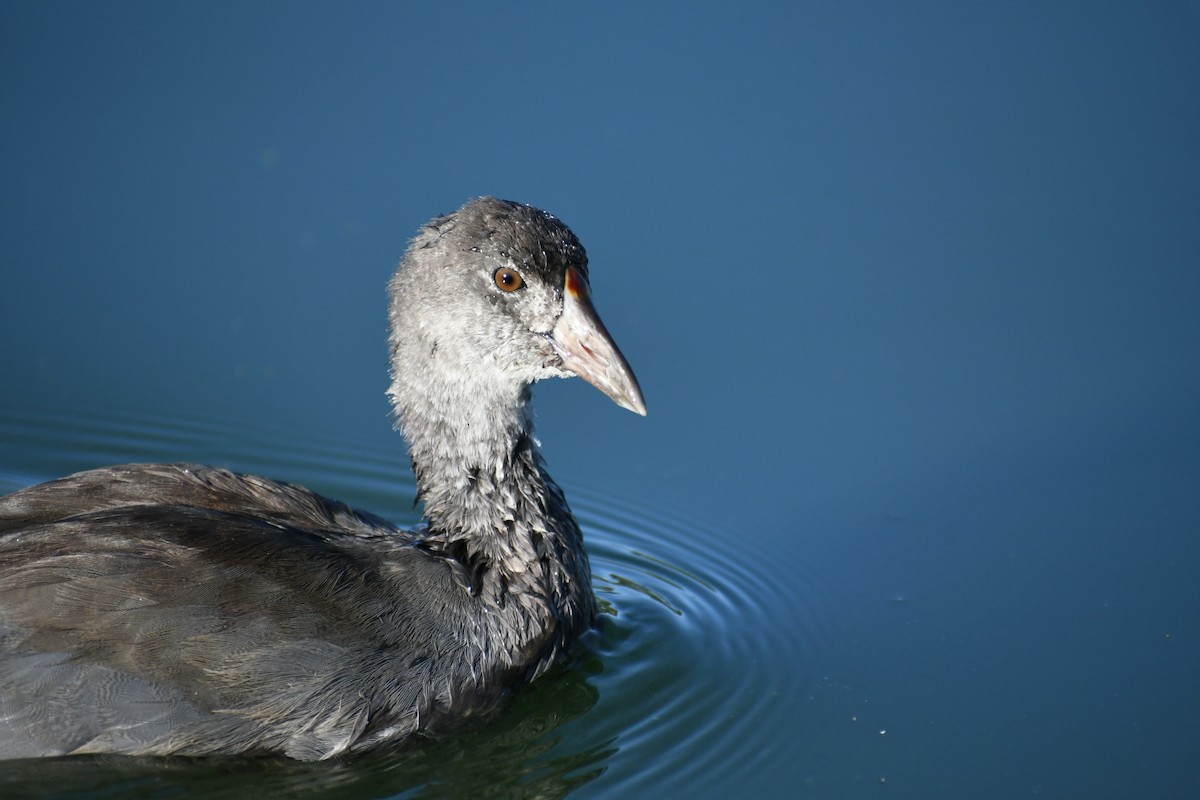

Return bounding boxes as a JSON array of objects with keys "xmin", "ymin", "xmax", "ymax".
[{"xmin": 0, "ymin": 198, "xmax": 644, "ymax": 760}]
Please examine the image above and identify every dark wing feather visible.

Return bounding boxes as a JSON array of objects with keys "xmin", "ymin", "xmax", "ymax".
[{"xmin": 0, "ymin": 465, "xmax": 474, "ymax": 759}]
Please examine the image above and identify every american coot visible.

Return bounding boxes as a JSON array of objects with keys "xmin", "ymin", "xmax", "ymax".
[{"xmin": 0, "ymin": 198, "xmax": 645, "ymax": 760}]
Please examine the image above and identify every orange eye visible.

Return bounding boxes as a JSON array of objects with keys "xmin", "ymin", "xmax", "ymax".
[{"xmin": 494, "ymin": 268, "xmax": 524, "ymax": 292}]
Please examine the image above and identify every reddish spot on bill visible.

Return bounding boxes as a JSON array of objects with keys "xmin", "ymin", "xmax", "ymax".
[{"xmin": 565, "ymin": 267, "xmax": 590, "ymax": 299}]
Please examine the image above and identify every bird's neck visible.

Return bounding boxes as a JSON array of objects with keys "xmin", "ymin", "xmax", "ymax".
[
  {"xmin": 391, "ymin": 370, "xmax": 593, "ymax": 625},
  {"xmin": 398, "ymin": 376, "xmax": 538, "ymax": 532}
]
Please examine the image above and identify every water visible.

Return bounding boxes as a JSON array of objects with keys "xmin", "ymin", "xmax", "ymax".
[
  {"xmin": 4, "ymin": 392, "xmax": 1195, "ymax": 798},
  {"xmin": 4, "ymin": 2, "xmax": 1200, "ymax": 797}
]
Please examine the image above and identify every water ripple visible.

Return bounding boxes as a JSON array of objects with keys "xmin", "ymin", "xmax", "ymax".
[{"xmin": 566, "ymin": 489, "xmax": 838, "ymax": 795}]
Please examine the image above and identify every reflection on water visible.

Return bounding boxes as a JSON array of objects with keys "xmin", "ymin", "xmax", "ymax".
[{"xmin": 0, "ymin": 405, "xmax": 832, "ymax": 799}]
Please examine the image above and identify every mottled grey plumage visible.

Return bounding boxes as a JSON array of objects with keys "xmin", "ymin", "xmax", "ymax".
[{"xmin": 0, "ymin": 197, "xmax": 645, "ymax": 760}]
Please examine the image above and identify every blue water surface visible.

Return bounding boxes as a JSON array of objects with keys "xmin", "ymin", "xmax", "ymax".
[{"xmin": 2, "ymin": 2, "xmax": 1198, "ymax": 798}]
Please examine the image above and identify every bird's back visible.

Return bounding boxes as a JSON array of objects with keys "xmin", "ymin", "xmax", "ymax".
[{"xmin": 0, "ymin": 464, "xmax": 500, "ymax": 760}]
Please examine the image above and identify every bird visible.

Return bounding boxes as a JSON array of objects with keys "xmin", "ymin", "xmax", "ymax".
[{"xmin": 0, "ymin": 197, "xmax": 645, "ymax": 761}]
